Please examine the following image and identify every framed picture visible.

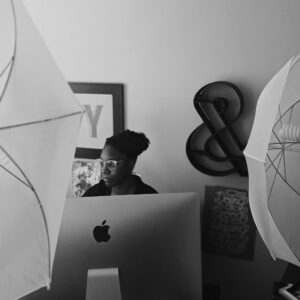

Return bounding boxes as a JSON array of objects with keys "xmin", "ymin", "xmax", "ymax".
[
  {"xmin": 202, "ymin": 186, "xmax": 256, "ymax": 260},
  {"xmin": 68, "ymin": 82, "xmax": 125, "ymax": 197},
  {"xmin": 69, "ymin": 82, "xmax": 124, "ymax": 159},
  {"xmin": 70, "ymin": 159, "xmax": 101, "ymax": 197}
]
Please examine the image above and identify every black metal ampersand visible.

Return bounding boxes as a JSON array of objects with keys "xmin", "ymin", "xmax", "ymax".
[{"xmin": 186, "ymin": 81, "xmax": 248, "ymax": 176}]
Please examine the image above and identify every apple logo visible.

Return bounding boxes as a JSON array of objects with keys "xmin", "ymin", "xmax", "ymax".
[{"xmin": 93, "ymin": 219, "xmax": 111, "ymax": 243}]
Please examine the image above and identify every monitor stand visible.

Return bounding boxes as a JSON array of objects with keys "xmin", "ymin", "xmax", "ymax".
[{"xmin": 85, "ymin": 268, "xmax": 122, "ymax": 300}]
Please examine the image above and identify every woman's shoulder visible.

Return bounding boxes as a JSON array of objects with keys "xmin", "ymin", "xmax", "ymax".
[
  {"xmin": 82, "ymin": 180, "xmax": 108, "ymax": 197},
  {"xmin": 134, "ymin": 175, "xmax": 158, "ymax": 194}
]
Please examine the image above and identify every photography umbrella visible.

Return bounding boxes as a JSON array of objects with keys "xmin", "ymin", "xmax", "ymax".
[
  {"xmin": 244, "ymin": 54, "xmax": 300, "ymax": 266},
  {"xmin": 0, "ymin": 0, "xmax": 84, "ymax": 299}
]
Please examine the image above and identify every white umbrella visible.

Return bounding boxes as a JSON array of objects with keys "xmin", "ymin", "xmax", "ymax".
[
  {"xmin": 244, "ymin": 54, "xmax": 300, "ymax": 266},
  {"xmin": 0, "ymin": 0, "xmax": 84, "ymax": 299}
]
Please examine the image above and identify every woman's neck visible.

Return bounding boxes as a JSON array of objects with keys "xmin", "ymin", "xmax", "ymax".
[{"xmin": 111, "ymin": 175, "xmax": 137, "ymax": 195}]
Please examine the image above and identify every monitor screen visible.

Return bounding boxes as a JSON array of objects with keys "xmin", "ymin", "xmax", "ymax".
[{"xmin": 21, "ymin": 192, "xmax": 202, "ymax": 300}]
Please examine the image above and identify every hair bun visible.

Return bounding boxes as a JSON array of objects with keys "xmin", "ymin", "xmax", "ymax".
[
  {"xmin": 105, "ymin": 129, "xmax": 150, "ymax": 159},
  {"xmin": 127, "ymin": 130, "xmax": 150, "ymax": 155}
]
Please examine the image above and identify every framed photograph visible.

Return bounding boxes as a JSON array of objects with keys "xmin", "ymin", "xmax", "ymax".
[{"xmin": 68, "ymin": 82, "xmax": 125, "ymax": 197}]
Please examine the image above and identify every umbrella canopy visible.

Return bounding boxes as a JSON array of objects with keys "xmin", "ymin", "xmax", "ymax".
[
  {"xmin": 244, "ymin": 54, "xmax": 300, "ymax": 266},
  {"xmin": 0, "ymin": 0, "xmax": 84, "ymax": 299}
]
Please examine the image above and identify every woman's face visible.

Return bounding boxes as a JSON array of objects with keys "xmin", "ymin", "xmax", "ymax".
[{"xmin": 100, "ymin": 145, "xmax": 134, "ymax": 188}]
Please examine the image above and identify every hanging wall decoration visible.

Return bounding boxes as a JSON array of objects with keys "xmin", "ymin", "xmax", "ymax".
[
  {"xmin": 203, "ymin": 186, "xmax": 256, "ymax": 260},
  {"xmin": 186, "ymin": 81, "xmax": 247, "ymax": 176}
]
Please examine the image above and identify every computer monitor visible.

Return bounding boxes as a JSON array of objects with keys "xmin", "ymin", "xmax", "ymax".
[{"xmin": 21, "ymin": 192, "xmax": 202, "ymax": 300}]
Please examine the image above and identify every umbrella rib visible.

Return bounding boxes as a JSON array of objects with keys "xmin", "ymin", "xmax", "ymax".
[
  {"xmin": 287, "ymin": 104, "xmax": 294, "ymax": 124},
  {"xmin": 268, "ymin": 145, "xmax": 283, "ymax": 150},
  {"xmin": 272, "ymin": 129, "xmax": 283, "ymax": 147},
  {"xmin": 282, "ymin": 147, "xmax": 287, "ymax": 182},
  {"xmin": 0, "ymin": 58, "xmax": 13, "ymax": 79},
  {"xmin": 274, "ymin": 141, "xmax": 300, "ymax": 153},
  {"xmin": 267, "ymin": 150, "xmax": 284, "ymax": 200},
  {"xmin": 269, "ymin": 142, "xmax": 282, "ymax": 146},
  {"xmin": 278, "ymin": 105, "xmax": 283, "ymax": 129},
  {"xmin": 285, "ymin": 142, "xmax": 299, "ymax": 146},
  {"xmin": 0, "ymin": 111, "xmax": 83, "ymax": 131},
  {"xmin": 284, "ymin": 142, "xmax": 300, "ymax": 152},
  {"xmin": 0, "ymin": 0, "xmax": 17, "ymax": 103},
  {"xmin": 284, "ymin": 148, "xmax": 300, "ymax": 153},
  {"xmin": 0, "ymin": 143, "xmax": 52, "ymax": 280},
  {"xmin": 266, "ymin": 148, "xmax": 283, "ymax": 172},
  {"xmin": 0, "ymin": 163, "xmax": 32, "ymax": 188},
  {"xmin": 268, "ymin": 142, "xmax": 299, "ymax": 146}
]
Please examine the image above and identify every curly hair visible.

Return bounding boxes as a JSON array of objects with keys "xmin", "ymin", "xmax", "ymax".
[{"xmin": 105, "ymin": 129, "xmax": 150, "ymax": 160}]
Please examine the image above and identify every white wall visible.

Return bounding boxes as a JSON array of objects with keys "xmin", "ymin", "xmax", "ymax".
[
  {"xmin": 14, "ymin": 0, "xmax": 300, "ymax": 299},
  {"xmin": 20, "ymin": 0, "xmax": 300, "ymax": 196}
]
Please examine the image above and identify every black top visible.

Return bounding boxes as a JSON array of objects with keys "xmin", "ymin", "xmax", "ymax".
[{"xmin": 82, "ymin": 175, "xmax": 157, "ymax": 197}]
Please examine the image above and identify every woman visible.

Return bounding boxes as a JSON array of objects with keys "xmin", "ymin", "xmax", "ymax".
[{"xmin": 83, "ymin": 130, "xmax": 157, "ymax": 196}]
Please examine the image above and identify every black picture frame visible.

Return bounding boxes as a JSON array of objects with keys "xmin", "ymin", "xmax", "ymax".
[{"xmin": 69, "ymin": 82, "xmax": 124, "ymax": 159}]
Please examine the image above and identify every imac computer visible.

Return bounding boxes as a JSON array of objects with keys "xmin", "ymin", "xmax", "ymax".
[{"xmin": 21, "ymin": 192, "xmax": 202, "ymax": 300}]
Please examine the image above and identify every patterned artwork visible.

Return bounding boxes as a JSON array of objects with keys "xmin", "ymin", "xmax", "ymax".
[
  {"xmin": 70, "ymin": 159, "xmax": 101, "ymax": 197},
  {"xmin": 203, "ymin": 186, "xmax": 256, "ymax": 260}
]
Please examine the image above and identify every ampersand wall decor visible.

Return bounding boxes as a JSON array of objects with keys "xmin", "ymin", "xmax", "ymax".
[{"xmin": 186, "ymin": 81, "xmax": 248, "ymax": 176}]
